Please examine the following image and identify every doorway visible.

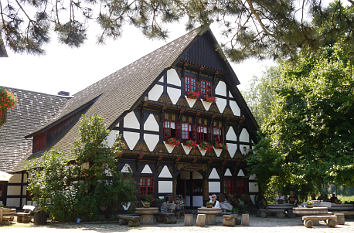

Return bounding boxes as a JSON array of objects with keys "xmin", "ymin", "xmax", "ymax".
[{"xmin": 176, "ymin": 171, "xmax": 203, "ymax": 208}]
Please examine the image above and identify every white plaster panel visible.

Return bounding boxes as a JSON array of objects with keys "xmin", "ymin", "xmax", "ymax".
[
  {"xmin": 214, "ymin": 148, "xmax": 222, "ymax": 157},
  {"xmin": 123, "ymin": 131, "xmax": 140, "ymax": 150},
  {"xmin": 144, "ymin": 114, "xmax": 159, "ymax": 132},
  {"xmin": 123, "ymin": 111, "xmax": 140, "ymax": 129},
  {"xmin": 164, "ymin": 142, "xmax": 175, "ymax": 153},
  {"xmin": 185, "ymin": 96, "xmax": 197, "ymax": 108},
  {"xmin": 141, "ymin": 164, "xmax": 153, "ymax": 174},
  {"xmin": 159, "ymin": 166, "xmax": 172, "ymax": 178},
  {"xmin": 182, "ymin": 144, "xmax": 192, "ymax": 155},
  {"xmin": 192, "ymin": 171, "xmax": 203, "ymax": 179},
  {"xmin": 227, "ymin": 143, "xmax": 237, "ymax": 158},
  {"xmin": 158, "ymin": 181, "xmax": 173, "ymax": 193},
  {"xmin": 215, "ymin": 81, "xmax": 227, "ymax": 96},
  {"xmin": 237, "ymin": 169, "xmax": 245, "ymax": 177},
  {"xmin": 167, "ymin": 68, "xmax": 181, "ymax": 86},
  {"xmin": 6, "ymin": 198, "xmax": 20, "ymax": 207},
  {"xmin": 148, "ymin": 84, "xmax": 163, "ymax": 101},
  {"xmin": 7, "ymin": 185, "xmax": 21, "ymax": 195},
  {"xmin": 8, "ymin": 174, "xmax": 21, "ymax": 183},
  {"xmin": 198, "ymin": 146, "xmax": 207, "ymax": 156},
  {"xmin": 208, "ymin": 182, "xmax": 221, "ymax": 193},
  {"xmin": 249, "ymin": 182, "xmax": 259, "ymax": 193},
  {"xmin": 249, "ymin": 174, "xmax": 257, "ymax": 180},
  {"xmin": 22, "ymin": 185, "xmax": 27, "ymax": 195},
  {"xmin": 209, "ymin": 168, "xmax": 220, "ymax": 179},
  {"xmin": 230, "ymin": 100, "xmax": 241, "ymax": 116},
  {"xmin": 226, "ymin": 126, "xmax": 237, "ymax": 141},
  {"xmin": 250, "ymin": 195, "xmax": 256, "ymax": 205},
  {"xmin": 144, "ymin": 134, "xmax": 159, "ymax": 152},
  {"xmin": 239, "ymin": 128, "xmax": 250, "ymax": 142},
  {"xmin": 121, "ymin": 164, "xmax": 132, "ymax": 173},
  {"xmin": 201, "ymin": 100, "xmax": 212, "ymax": 111},
  {"xmin": 229, "ymin": 91, "xmax": 234, "ymax": 98},
  {"xmin": 167, "ymin": 87, "xmax": 181, "ymax": 104},
  {"xmin": 159, "ymin": 77, "xmax": 164, "ymax": 82},
  {"xmin": 105, "ymin": 130, "xmax": 119, "ymax": 148},
  {"xmin": 224, "ymin": 168, "xmax": 232, "ymax": 177},
  {"xmin": 193, "ymin": 196, "xmax": 203, "ymax": 207},
  {"xmin": 216, "ymin": 97, "xmax": 227, "ymax": 113}
]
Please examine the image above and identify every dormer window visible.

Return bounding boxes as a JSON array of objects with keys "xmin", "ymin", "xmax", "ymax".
[{"xmin": 184, "ymin": 76, "xmax": 197, "ymax": 93}]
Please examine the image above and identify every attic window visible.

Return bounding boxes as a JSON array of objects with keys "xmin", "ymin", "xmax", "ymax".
[
  {"xmin": 184, "ymin": 76, "xmax": 197, "ymax": 93},
  {"xmin": 200, "ymin": 80, "xmax": 212, "ymax": 96}
]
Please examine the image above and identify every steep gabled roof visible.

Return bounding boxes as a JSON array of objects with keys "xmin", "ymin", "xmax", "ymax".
[{"xmin": 0, "ymin": 87, "xmax": 68, "ymax": 172}]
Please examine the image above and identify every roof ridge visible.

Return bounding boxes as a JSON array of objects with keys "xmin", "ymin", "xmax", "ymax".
[{"xmin": 0, "ymin": 86, "xmax": 72, "ymax": 99}]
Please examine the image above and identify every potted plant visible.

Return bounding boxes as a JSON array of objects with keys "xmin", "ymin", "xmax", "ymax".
[
  {"xmin": 186, "ymin": 91, "xmax": 200, "ymax": 100},
  {"xmin": 185, "ymin": 140, "xmax": 197, "ymax": 148},
  {"xmin": 307, "ymin": 200, "xmax": 314, "ymax": 208},
  {"xmin": 143, "ymin": 195, "xmax": 153, "ymax": 208},
  {"xmin": 165, "ymin": 138, "xmax": 180, "ymax": 146},
  {"xmin": 206, "ymin": 202, "xmax": 213, "ymax": 208},
  {"xmin": 202, "ymin": 95, "xmax": 216, "ymax": 103},
  {"xmin": 214, "ymin": 141, "xmax": 227, "ymax": 150},
  {"xmin": 199, "ymin": 141, "xmax": 212, "ymax": 151}
]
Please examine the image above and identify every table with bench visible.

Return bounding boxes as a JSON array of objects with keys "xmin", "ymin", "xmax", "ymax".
[{"xmin": 0, "ymin": 207, "xmax": 16, "ymax": 225}]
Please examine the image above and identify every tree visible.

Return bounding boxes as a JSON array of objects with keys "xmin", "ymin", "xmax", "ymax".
[
  {"xmin": 0, "ymin": 0, "xmax": 352, "ymax": 61},
  {"xmin": 27, "ymin": 113, "xmax": 136, "ymax": 221},
  {"xmin": 247, "ymin": 39, "xmax": 353, "ymax": 199}
]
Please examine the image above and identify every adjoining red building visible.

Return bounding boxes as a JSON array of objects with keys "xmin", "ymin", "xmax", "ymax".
[{"xmin": 1, "ymin": 27, "xmax": 259, "ymax": 209}]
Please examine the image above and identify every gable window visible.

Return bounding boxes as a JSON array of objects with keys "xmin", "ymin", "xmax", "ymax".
[
  {"xmin": 139, "ymin": 177, "xmax": 154, "ymax": 196},
  {"xmin": 223, "ymin": 177, "xmax": 234, "ymax": 195},
  {"xmin": 184, "ymin": 76, "xmax": 197, "ymax": 93},
  {"xmin": 163, "ymin": 120, "xmax": 176, "ymax": 138},
  {"xmin": 33, "ymin": 133, "xmax": 46, "ymax": 153},
  {"xmin": 200, "ymin": 80, "xmax": 212, "ymax": 96}
]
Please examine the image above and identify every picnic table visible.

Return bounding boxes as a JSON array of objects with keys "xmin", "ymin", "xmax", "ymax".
[
  {"xmin": 135, "ymin": 207, "xmax": 159, "ymax": 225},
  {"xmin": 258, "ymin": 204, "xmax": 295, "ymax": 218},
  {"xmin": 197, "ymin": 207, "xmax": 221, "ymax": 225},
  {"xmin": 0, "ymin": 207, "xmax": 16, "ymax": 225}
]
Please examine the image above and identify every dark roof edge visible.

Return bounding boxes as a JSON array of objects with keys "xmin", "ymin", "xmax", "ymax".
[{"xmin": 25, "ymin": 95, "xmax": 100, "ymax": 138}]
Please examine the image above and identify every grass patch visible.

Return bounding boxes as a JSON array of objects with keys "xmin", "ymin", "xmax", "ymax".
[{"xmin": 338, "ymin": 195, "xmax": 354, "ymax": 203}]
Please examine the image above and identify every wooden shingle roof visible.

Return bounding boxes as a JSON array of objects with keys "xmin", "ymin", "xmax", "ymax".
[{"xmin": 0, "ymin": 87, "xmax": 68, "ymax": 172}]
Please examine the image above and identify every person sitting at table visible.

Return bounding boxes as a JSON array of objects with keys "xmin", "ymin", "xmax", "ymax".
[
  {"xmin": 318, "ymin": 193, "xmax": 329, "ymax": 202},
  {"xmin": 288, "ymin": 191, "xmax": 298, "ymax": 205},
  {"xmin": 209, "ymin": 194, "xmax": 220, "ymax": 208},
  {"xmin": 330, "ymin": 193, "xmax": 339, "ymax": 203},
  {"xmin": 275, "ymin": 192, "xmax": 285, "ymax": 204},
  {"xmin": 218, "ymin": 194, "xmax": 233, "ymax": 211},
  {"xmin": 311, "ymin": 193, "xmax": 316, "ymax": 200}
]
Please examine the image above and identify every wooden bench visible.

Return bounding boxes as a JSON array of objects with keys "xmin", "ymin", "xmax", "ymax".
[
  {"xmin": 0, "ymin": 208, "xmax": 16, "ymax": 225},
  {"xmin": 154, "ymin": 212, "xmax": 177, "ymax": 224},
  {"xmin": 17, "ymin": 205, "xmax": 36, "ymax": 223},
  {"xmin": 118, "ymin": 215, "xmax": 140, "ymax": 227},
  {"xmin": 302, "ymin": 215, "xmax": 337, "ymax": 228}
]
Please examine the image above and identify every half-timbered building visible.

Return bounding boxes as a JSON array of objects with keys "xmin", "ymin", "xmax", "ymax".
[{"xmin": 2, "ymin": 26, "xmax": 259, "ymax": 208}]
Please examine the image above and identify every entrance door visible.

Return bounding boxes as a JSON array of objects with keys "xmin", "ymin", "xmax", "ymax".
[{"xmin": 176, "ymin": 171, "xmax": 203, "ymax": 208}]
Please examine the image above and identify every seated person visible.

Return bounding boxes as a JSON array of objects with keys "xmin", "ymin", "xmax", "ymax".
[
  {"xmin": 330, "ymin": 193, "xmax": 339, "ymax": 203},
  {"xmin": 275, "ymin": 192, "xmax": 285, "ymax": 204},
  {"xmin": 209, "ymin": 194, "xmax": 220, "ymax": 208},
  {"xmin": 288, "ymin": 191, "xmax": 298, "ymax": 205},
  {"xmin": 318, "ymin": 193, "xmax": 329, "ymax": 202},
  {"xmin": 311, "ymin": 193, "xmax": 316, "ymax": 200},
  {"xmin": 219, "ymin": 194, "xmax": 233, "ymax": 211}
]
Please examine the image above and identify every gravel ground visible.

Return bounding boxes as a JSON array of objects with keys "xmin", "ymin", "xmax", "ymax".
[{"xmin": 1, "ymin": 216, "xmax": 354, "ymax": 233}]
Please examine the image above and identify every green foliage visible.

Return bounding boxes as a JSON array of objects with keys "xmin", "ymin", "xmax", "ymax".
[
  {"xmin": 27, "ymin": 113, "xmax": 136, "ymax": 222},
  {"xmin": 1, "ymin": 0, "xmax": 352, "ymax": 62}
]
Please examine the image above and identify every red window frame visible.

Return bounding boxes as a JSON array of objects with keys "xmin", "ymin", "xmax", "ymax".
[
  {"xmin": 139, "ymin": 177, "xmax": 154, "ymax": 196},
  {"xmin": 212, "ymin": 127, "xmax": 224, "ymax": 143},
  {"xmin": 181, "ymin": 123, "xmax": 191, "ymax": 140},
  {"xmin": 163, "ymin": 120, "xmax": 175, "ymax": 138},
  {"xmin": 197, "ymin": 125, "xmax": 209, "ymax": 142},
  {"xmin": 185, "ymin": 76, "xmax": 197, "ymax": 93},
  {"xmin": 223, "ymin": 177, "xmax": 234, "ymax": 195},
  {"xmin": 200, "ymin": 80, "xmax": 212, "ymax": 96}
]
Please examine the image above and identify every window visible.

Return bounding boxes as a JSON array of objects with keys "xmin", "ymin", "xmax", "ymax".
[
  {"xmin": 181, "ymin": 123, "xmax": 192, "ymax": 139},
  {"xmin": 184, "ymin": 76, "xmax": 197, "ymax": 93},
  {"xmin": 224, "ymin": 178, "xmax": 234, "ymax": 195},
  {"xmin": 163, "ymin": 120, "xmax": 176, "ymax": 138},
  {"xmin": 213, "ymin": 127, "xmax": 223, "ymax": 143},
  {"xmin": 197, "ymin": 125, "xmax": 209, "ymax": 142},
  {"xmin": 139, "ymin": 177, "xmax": 154, "ymax": 196},
  {"xmin": 200, "ymin": 80, "xmax": 212, "ymax": 96},
  {"xmin": 235, "ymin": 178, "xmax": 248, "ymax": 196},
  {"xmin": 33, "ymin": 133, "xmax": 46, "ymax": 153}
]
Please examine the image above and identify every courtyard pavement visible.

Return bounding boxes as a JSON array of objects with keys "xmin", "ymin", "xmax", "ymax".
[{"xmin": 1, "ymin": 216, "xmax": 354, "ymax": 233}]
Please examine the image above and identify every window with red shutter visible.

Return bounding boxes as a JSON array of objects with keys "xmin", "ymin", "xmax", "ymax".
[{"xmin": 139, "ymin": 177, "xmax": 154, "ymax": 196}]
